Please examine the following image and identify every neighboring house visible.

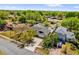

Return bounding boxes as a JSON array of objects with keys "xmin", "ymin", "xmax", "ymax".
[
  {"xmin": 45, "ymin": 16, "xmax": 59, "ymax": 24},
  {"xmin": 66, "ymin": 31, "xmax": 76, "ymax": 42},
  {"xmin": 48, "ymin": 18, "xmax": 59, "ymax": 24},
  {"xmin": 56, "ymin": 26, "xmax": 76, "ymax": 43},
  {"xmin": 56, "ymin": 26, "xmax": 76, "ymax": 48},
  {"xmin": 32, "ymin": 23, "xmax": 51, "ymax": 38},
  {"xmin": 45, "ymin": 16, "xmax": 57, "ymax": 19}
]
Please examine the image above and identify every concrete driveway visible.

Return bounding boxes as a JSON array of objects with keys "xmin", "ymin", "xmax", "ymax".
[{"xmin": 25, "ymin": 37, "xmax": 43, "ymax": 52}]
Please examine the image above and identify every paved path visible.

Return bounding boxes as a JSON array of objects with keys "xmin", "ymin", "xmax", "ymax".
[
  {"xmin": 0, "ymin": 38, "xmax": 37, "ymax": 55},
  {"xmin": 25, "ymin": 37, "xmax": 42, "ymax": 52}
]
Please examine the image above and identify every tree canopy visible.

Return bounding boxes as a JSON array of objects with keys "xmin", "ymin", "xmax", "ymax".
[{"xmin": 61, "ymin": 17, "xmax": 79, "ymax": 31}]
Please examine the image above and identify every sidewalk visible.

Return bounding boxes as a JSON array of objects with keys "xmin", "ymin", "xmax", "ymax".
[
  {"xmin": 0, "ymin": 34, "xmax": 22, "ymax": 45},
  {"xmin": 25, "ymin": 37, "xmax": 43, "ymax": 52}
]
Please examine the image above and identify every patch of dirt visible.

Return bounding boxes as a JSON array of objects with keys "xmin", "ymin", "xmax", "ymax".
[{"xmin": 49, "ymin": 48, "xmax": 63, "ymax": 55}]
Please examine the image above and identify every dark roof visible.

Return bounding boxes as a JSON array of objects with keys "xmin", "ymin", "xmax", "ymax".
[{"xmin": 32, "ymin": 23, "xmax": 51, "ymax": 37}]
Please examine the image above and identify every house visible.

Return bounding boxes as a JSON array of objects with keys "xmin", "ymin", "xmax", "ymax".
[
  {"xmin": 66, "ymin": 31, "xmax": 76, "ymax": 42},
  {"xmin": 45, "ymin": 16, "xmax": 57, "ymax": 19},
  {"xmin": 56, "ymin": 26, "xmax": 76, "ymax": 43},
  {"xmin": 48, "ymin": 18, "xmax": 59, "ymax": 24},
  {"xmin": 45, "ymin": 16, "xmax": 59, "ymax": 24},
  {"xmin": 32, "ymin": 23, "xmax": 51, "ymax": 38}
]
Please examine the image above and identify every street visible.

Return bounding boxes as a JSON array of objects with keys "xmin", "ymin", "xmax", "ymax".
[{"xmin": 0, "ymin": 38, "xmax": 37, "ymax": 55}]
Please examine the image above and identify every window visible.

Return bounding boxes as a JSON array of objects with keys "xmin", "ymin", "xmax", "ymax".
[{"xmin": 39, "ymin": 31, "xmax": 43, "ymax": 33}]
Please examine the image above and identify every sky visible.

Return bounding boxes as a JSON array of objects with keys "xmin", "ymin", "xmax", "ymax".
[{"xmin": 0, "ymin": 4, "xmax": 79, "ymax": 11}]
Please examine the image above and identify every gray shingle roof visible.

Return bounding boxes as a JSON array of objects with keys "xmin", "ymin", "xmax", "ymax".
[
  {"xmin": 32, "ymin": 23, "xmax": 50, "ymax": 37},
  {"xmin": 56, "ymin": 26, "xmax": 76, "ymax": 41}
]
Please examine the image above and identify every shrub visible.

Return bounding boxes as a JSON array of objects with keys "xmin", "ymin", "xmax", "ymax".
[
  {"xmin": 19, "ymin": 15, "xmax": 26, "ymax": 23},
  {"xmin": 43, "ymin": 33, "xmax": 59, "ymax": 48},
  {"xmin": 14, "ymin": 28, "xmax": 36, "ymax": 44},
  {"xmin": 43, "ymin": 35, "xmax": 53, "ymax": 48},
  {"xmin": 27, "ymin": 20, "xmax": 36, "ymax": 25},
  {"xmin": 61, "ymin": 43, "xmax": 79, "ymax": 55},
  {"xmin": 0, "ymin": 19, "xmax": 6, "ymax": 30}
]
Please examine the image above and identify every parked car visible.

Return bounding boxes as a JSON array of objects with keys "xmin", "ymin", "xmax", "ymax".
[{"xmin": 57, "ymin": 42, "xmax": 62, "ymax": 48}]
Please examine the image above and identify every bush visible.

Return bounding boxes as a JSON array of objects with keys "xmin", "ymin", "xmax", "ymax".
[
  {"xmin": 0, "ymin": 19, "xmax": 6, "ymax": 30},
  {"xmin": 74, "ymin": 31, "xmax": 79, "ymax": 40},
  {"xmin": 53, "ymin": 33, "xmax": 59, "ymax": 44},
  {"xmin": 43, "ymin": 33, "xmax": 59, "ymax": 48},
  {"xmin": 0, "ymin": 28, "xmax": 37, "ymax": 44},
  {"xmin": 61, "ymin": 43, "xmax": 79, "ymax": 55},
  {"xmin": 27, "ymin": 20, "xmax": 36, "ymax": 25},
  {"xmin": 14, "ymin": 28, "xmax": 36, "ymax": 44},
  {"xmin": 19, "ymin": 15, "xmax": 26, "ymax": 23},
  {"xmin": 43, "ymin": 20, "xmax": 51, "ymax": 26},
  {"xmin": 43, "ymin": 35, "xmax": 53, "ymax": 48}
]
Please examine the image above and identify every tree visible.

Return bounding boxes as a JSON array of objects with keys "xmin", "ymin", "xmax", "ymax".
[
  {"xmin": 53, "ymin": 33, "xmax": 59, "ymax": 45},
  {"xmin": 61, "ymin": 17, "xmax": 79, "ymax": 31},
  {"xmin": 43, "ymin": 35, "xmax": 53, "ymax": 48},
  {"xmin": 19, "ymin": 28, "xmax": 36, "ymax": 44},
  {"xmin": 74, "ymin": 31, "xmax": 79, "ymax": 40},
  {"xmin": 13, "ymin": 28, "xmax": 36, "ymax": 44},
  {"xmin": 27, "ymin": 20, "xmax": 36, "ymax": 25},
  {"xmin": 0, "ymin": 19, "xmax": 6, "ymax": 30},
  {"xmin": 19, "ymin": 15, "xmax": 26, "ymax": 23},
  {"xmin": 57, "ymin": 12, "xmax": 64, "ymax": 20},
  {"xmin": 43, "ymin": 20, "xmax": 51, "ymax": 26},
  {"xmin": 0, "ymin": 10, "xmax": 9, "ymax": 20},
  {"xmin": 61, "ymin": 17, "xmax": 79, "ymax": 45},
  {"xmin": 43, "ymin": 33, "xmax": 59, "ymax": 48},
  {"xmin": 65, "ymin": 12, "xmax": 77, "ymax": 18}
]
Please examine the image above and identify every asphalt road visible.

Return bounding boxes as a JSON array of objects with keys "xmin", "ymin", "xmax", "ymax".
[{"xmin": 0, "ymin": 38, "xmax": 37, "ymax": 55}]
